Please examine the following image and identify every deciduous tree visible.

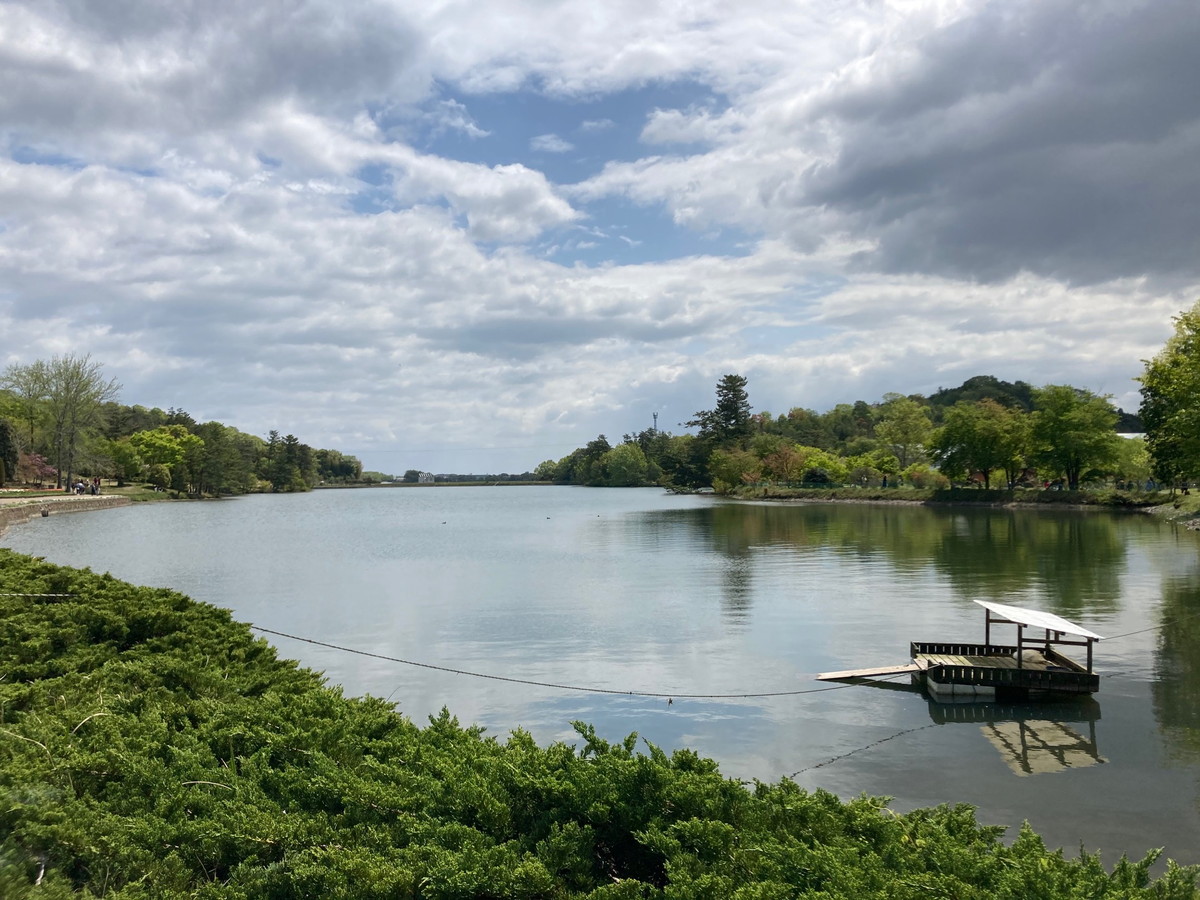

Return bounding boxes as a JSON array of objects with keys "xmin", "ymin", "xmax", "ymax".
[
  {"xmin": 0, "ymin": 359, "xmax": 48, "ymax": 448},
  {"xmin": 931, "ymin": 400, "xmax": 1029, "ymax": 488},
  {"xmin": 875, "ymin": 394, "xmax": 933, "ymax": 468},
  {"xmin": 129, "ymin": 425, "xmax": 205, "ymax": 493},
  {"xmin": 601, "ymin": 442, "xmax": 649, "ymax": 486},
  {"xmin": 1031, "ymin": 385, "xmax": 1119, "ymax": 490},
  {"xmin": 1139, "ymin": 301, "xmax": 1200, "ymax": 487},
  {"xmin": 43, "ymin": 355, "xmax": 121, "ymax": 488}
]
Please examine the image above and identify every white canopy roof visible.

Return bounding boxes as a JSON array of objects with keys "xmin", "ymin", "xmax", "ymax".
[{"xmin": 974, "ymin": 600, "xmax": 1104, "ymax": 641}]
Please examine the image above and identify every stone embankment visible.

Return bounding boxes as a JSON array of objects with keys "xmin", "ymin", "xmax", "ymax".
[{"xmin": 0, "ymin": 495, "xmax": 131, "ymax": 537}]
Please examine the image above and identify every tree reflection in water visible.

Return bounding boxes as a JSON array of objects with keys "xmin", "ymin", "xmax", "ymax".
[
  {"xmin": 1153, "ymin": 569, "xmax": 1200, "ymax": 761},
  {"xmin": 690, "ymin": 502, "xmax": 1129, "ymax": 616}
]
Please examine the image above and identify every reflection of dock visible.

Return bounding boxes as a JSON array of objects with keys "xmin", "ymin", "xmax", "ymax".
[
  {"xmin": 926, "ymin": 698, "xmax": 1100, "ymax": 724},
  {"xmin": 927, "ymin": 699, "xmax": 1105, "ymax": 776}
]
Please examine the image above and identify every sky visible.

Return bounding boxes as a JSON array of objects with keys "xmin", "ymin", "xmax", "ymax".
[{"xmin": 2, "ymin": 0, "xmax": 1198, "ymax": 475}]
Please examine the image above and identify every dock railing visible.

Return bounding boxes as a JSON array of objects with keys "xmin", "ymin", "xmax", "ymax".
[{"xmin": 911, "ymin": 641, "xmax": 1099, "ymax": 694}]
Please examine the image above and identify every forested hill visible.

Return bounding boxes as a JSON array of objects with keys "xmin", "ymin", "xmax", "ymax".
[
  {"xmin": 1, "ymin": 549, "xmax": 1195, "ymax": 898},
  {"xmin": 926, "ymin": 375, "xmax": 1142, "ymax": 431}
]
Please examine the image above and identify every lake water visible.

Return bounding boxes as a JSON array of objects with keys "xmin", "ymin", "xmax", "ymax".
[{"xmin": 5, "ymin": 487, "xmax": 1200, "ymax": 866}]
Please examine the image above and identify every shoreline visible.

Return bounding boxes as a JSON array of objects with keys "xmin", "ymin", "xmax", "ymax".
[
  {"xmin": 734, "ymin": 494, "xmax": 1200, "ymax": 528},
  {"xmin": 0, "ymin": 494, "xmax": 131, "ymax": 538},
  {"xmin": 725, "ymin": 485, "xmax": 1200, "ymax": 519},
  {"xmin": 730, "ymin": 494, "xmax": 1156, "ymax": 514},
  {"xmin": 2, "ymin": 487, "xmax": 1196, "ymax": 539}
]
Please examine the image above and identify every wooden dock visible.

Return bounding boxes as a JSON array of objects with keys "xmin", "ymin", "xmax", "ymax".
[
  {"xmin": 917, "ymin": 652, "xmax": 1050, "ymax": 671},
  {"xmin": 813, "ymin": 600, "xmax": 1104, "ymax": 702},
  {"xmin": 816, "ymin": 663, "xmax": 922, "ymax": 681}
]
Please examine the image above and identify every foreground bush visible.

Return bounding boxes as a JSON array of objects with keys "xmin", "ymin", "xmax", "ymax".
[{"xmin": 0, "ymin": 549, "xmax": 1196, "ymax": 898}]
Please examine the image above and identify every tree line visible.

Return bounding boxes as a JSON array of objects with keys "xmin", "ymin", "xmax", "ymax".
[
  {"xmin": 539, "ymin": 370, "xmax": 1155, "ymax": 492},
  {"xmin": 0, "ymin": 355, "xmax": 363, "ymax": 494}
]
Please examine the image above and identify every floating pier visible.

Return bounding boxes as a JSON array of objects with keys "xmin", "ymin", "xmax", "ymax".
[{"xmin": 817, "ymin": 600, "xmax": 1104, "ymax": 703}]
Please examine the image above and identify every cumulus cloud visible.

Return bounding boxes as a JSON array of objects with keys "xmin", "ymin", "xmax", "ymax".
[
  {"xmin": 641, "ymin": 108, "xmax": 738, "ymax": 146},
  {"xmin": 530, "ymin": 134, "xmax": 574, "ymax": 153},
  {"xmin": 427, "ymin": 99, "xmax": 490, "ymax": 138},
  {"xmin": 0, "ymin": 0, "xmax": 1195, "ymax": 473},
  {"xmin": 577, "ymin": 0, "xmax": 1200, "ymax": 287}
]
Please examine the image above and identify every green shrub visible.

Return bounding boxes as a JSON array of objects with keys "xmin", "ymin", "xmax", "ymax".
[{"xmin": 0, "ymin": 549, "xmax": 1195, "ymax": 898}]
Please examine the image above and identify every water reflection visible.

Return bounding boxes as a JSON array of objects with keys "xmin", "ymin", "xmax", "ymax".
[
  {"xmin": 6, "ymin": 490, "xmax": 1200, "ymax": 864},
  {"xmin": 927, "ymin": 700, "xmax": 1105, "ymax": 777},
  {"xmin": 926, "ymin": 511, "xmax": 1126, "ymax": 613},
  {"xmin": 1152, "ymin": 568, "xmax": 1200, "ymax": 761},
  {"xmin": 719, "ymin": 556, "xmax": 754, "ymax": 626},
  {"xmin": 668, "ymin": 502, "xmax": 1130, "ymax": 618}
]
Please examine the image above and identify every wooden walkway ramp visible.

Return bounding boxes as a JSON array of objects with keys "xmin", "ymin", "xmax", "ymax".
[{"xmin": 815, "ymin": 662, "xmax": 923, "ymax": 681}]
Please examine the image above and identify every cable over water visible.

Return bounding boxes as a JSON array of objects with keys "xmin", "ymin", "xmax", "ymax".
[{"xmin": 249, "ymin": 624, "xmax": 912, "ymax": 700}]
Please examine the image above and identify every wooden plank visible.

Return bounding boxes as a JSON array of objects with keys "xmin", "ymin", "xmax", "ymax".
[{"xmin": 816, "ymin": 663, "xmax": 923, "ymax": 681}]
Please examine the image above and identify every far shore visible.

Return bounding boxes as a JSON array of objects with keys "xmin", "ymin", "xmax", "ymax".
[
  {"xmin": 3, "ymin": 482, "xmax": 1197, "ymax": 541},
  {"xmin": 727, "ymin": 482, "xmax": 1198, "ymax": 511}
]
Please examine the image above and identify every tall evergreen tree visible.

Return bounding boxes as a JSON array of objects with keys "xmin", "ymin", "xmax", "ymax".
[{"xmin": 688, "ymin": 374, "xmax": 752, "ymax": 445}]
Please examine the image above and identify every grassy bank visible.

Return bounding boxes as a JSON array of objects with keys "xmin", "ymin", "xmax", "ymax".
[
  {"xmin": 732, "ymin": 484, "xmax": 1175, "ymax": 509},
  {"xmin": 0, "ymin": 550, "xmax": 1196, "ymax": 898},
  {"xmin": 1150, "ymin": 491, "xmax": 1200, "ymax": 526}
]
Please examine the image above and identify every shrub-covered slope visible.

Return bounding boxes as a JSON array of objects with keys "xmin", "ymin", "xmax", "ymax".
[{"xmin": 0, "ymin": 548, "xmax": 1195, "ymax": 898}]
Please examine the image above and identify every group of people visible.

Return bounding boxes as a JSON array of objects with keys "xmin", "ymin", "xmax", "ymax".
[{"xmin": 69, "ymin": 477, "xmax": 102, "ymax": 495}]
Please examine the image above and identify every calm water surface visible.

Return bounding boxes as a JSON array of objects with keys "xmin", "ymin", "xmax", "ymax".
[{"xmin": 5, "ymin": 487, "xmax": 1200, "ymax": 865}]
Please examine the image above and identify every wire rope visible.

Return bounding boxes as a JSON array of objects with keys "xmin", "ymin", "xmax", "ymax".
[{"xmin": 249, "ymin": 624, "xmax": 912, "ymax": 700}]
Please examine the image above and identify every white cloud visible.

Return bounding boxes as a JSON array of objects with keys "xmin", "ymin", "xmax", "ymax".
[
  {"xmin": 640, "ymin": 107, "xmax": 739, "ymax": 145},
  {"xmin": 0, "ymin": 0, "xmax": 1194, "ymax": 474},
  {"xmin": 428, "ymin": 99, "xmax": 490, "ymax": 138},
  {"xmin": 579, "ymin": 118, "xmax": 615, "ymax": 132},
  {"xmin": 530, "ymin": 134, "xmax": 574, "ymax": 153}
]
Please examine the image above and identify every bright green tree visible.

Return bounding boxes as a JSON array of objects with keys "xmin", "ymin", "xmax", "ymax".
[
  {"xmin": 1113, "ymin": 437, "xmax": 1153, "ymax": 489},
  {"xmin": 795, "ymin": 445, "xmax": 850, "ymax": 483},
  {"xmin": 1139, "ymin": 301, "xmax": 1200, "ymax": 487},
  {"xmin": 103, "ymin": 437, "xmax": 143, "ymax": 486},
  {"xmin": 931, "ymin": 400, "xmax": 1029, "ymax": 488},
  {"xmin": 602, "ymin": 442, "xmax": 649, "ymax": 486},
  {"xmin": 129, "ymin": 425, "xmax": 199, "ymax": 470},
  {"xmin": 1031, "ymin": 385, "xmax": 1119, "ymax": 490},
  {"xmin": 0, "ymin": 359, "xmax": 48, "ymax": 448},
  {"xmin": 708, "ymin": 448, "xmax": 762, "ymax": 493},
  {"xmin": 874, "ymin": 394, "xmax": 933, "ymax": 468},
  {"xmin": 902, "ymin": 461, "xmax": 951, "ymax": 489}
]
